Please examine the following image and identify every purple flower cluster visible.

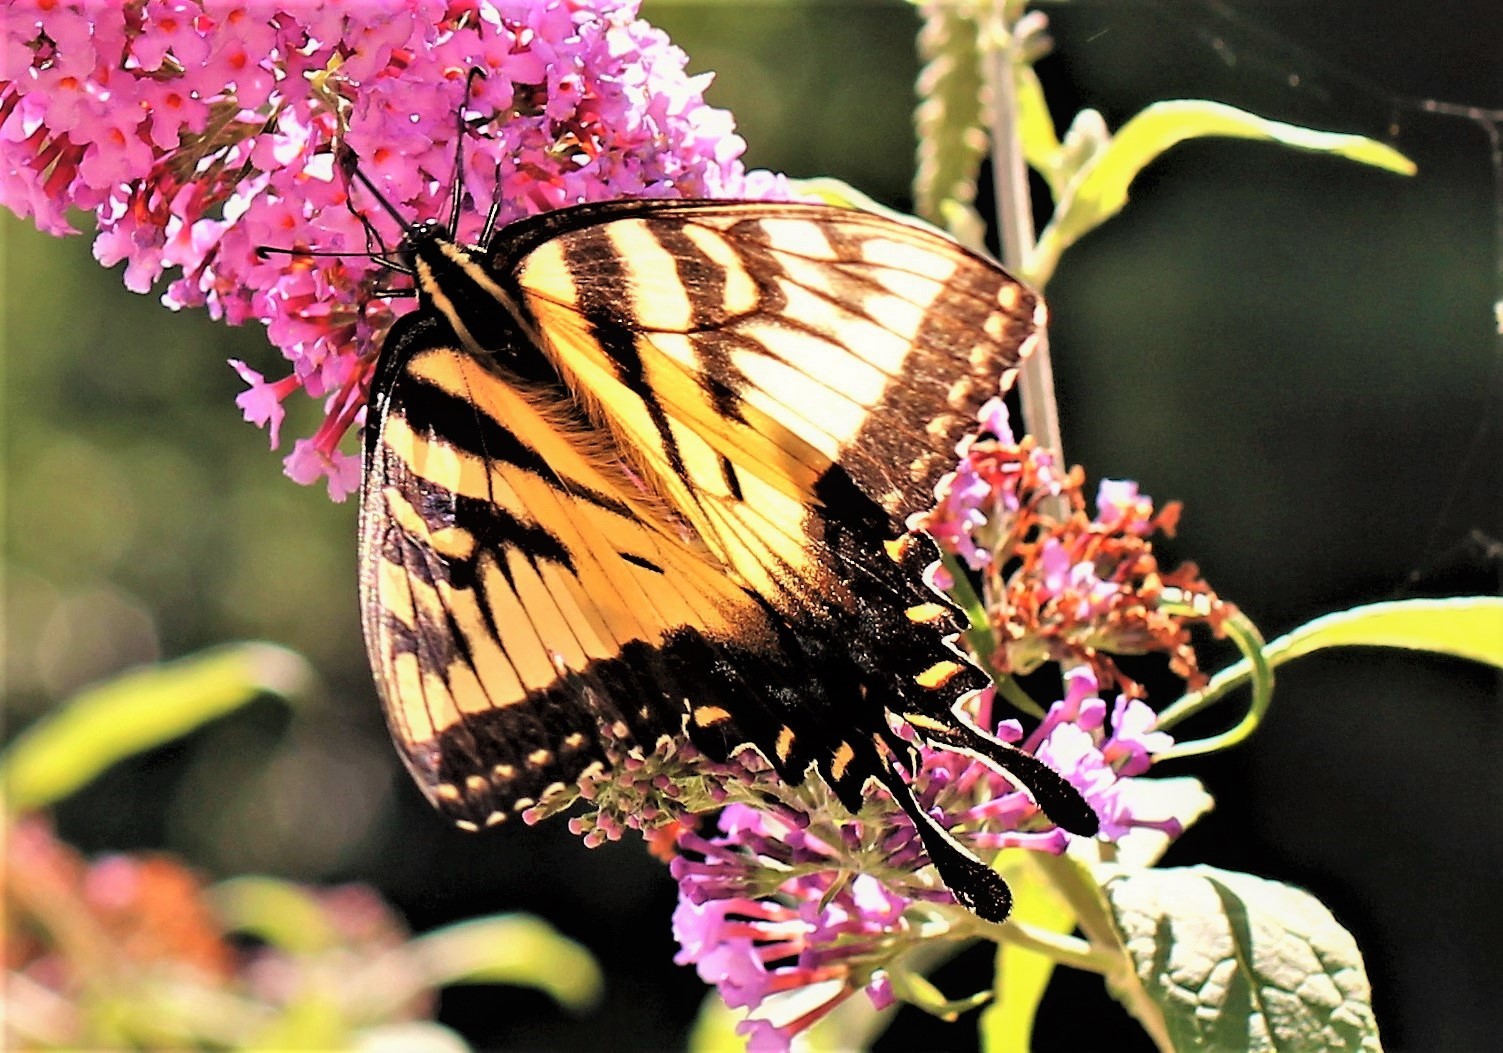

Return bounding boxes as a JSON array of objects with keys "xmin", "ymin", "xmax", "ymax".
[
  {"xmin": 667, "ymin": 667, "xmax": 1181, "ymax": 1051},
  {"xmin": 921, "ymin": 398, "xmax": 1073, "ymax": 573},
  {"xmin": 2, "ymin": 0, "xmax": 784, "ymax": 497},
  {"xmin": 916, "ymin": 399, "xmax": 1228, "ymax": 691},
  {"xmin": 7, "ymin": 9, "xmax": 1216, "ymax": 1043}
]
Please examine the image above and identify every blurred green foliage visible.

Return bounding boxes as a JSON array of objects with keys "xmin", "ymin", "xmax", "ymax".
[{"xmin": 2, "ymin": 2, "xmax": 1499, "ymax": 1050}]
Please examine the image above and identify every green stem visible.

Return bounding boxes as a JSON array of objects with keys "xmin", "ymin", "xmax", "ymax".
[
  {"xmin": 942, "ymin": 552, "xmax": 998, "ymax": 669},
  {"xmin": 1153, "ymin": 600, "xmax": 1273, "ymax": 758},
  {"xmin": 995, "ymin": 674, "xmax": 1046, "ymax": 721},
  {"xmin": 985, "ymin": 6, "xmax": 1068, "ymax": 526},
  {"xmin": 997, "ymin": 919, "xmax": 1113, "ymax": 974}
]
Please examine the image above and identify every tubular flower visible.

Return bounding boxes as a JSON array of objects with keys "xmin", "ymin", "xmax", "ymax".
[
  {"xmin": 663, "ymin": 666, "xmax": 1183, "ymax": 1052},
  {"xmin": 916, "ymin": 398, "xmax": 1233, "ymax": 693}
]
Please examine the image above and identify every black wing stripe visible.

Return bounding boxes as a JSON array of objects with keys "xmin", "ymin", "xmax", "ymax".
[
  {"xmin": 394, "ymin": 364, "xmax": 637, "ymax": 524},
  {"xmin": 560, "ymin": 226, "xmax": 702, "ymax": 493}
]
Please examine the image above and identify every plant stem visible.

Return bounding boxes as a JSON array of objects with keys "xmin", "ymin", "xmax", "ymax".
[{"xmin": 987, "ymin": 10, "xmax": 1069, "ymax": 507}]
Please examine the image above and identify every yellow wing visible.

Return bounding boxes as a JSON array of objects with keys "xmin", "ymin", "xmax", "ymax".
[
  {"xmin": 360, "ymin": 313, "xmax": 769, "ymax": 827},
  {"xmin": 506, "ymin": 202, "xmax": 1044, "ymax": 721}
]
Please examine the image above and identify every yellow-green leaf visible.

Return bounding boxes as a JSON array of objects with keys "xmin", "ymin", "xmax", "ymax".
[
  {"xmin": 1016, "ymin": 64, "xmax": 1061, "ymax": 193},
  {"xmin": 407, "ymin": 915, "xmax": 603, "ymax": 1012},
  {"xmin": 1, "ymin": 642, "xmax": 312, "ymax": 812},
  {"xmin": 1032, "ymin": 100, "xmax": 1416, "ymax": 281},
  {"xmin": 981, "ymin": 853, "xmax": 1075, "ymax": 1053},
  {"xmin": 212, "ymin": 876, "xmax": 341, "ymax": 954},
  {"xmin": 1257, "ymin": 596, "xmax": 1503, "ymax": 668},
  {"xmin": 1174, "ymin": 597, "xmax": 1503, "ymax": 722},
  {"xmin": 687, "ymin": 994, "xmax": 746, "ymax": 1053}
]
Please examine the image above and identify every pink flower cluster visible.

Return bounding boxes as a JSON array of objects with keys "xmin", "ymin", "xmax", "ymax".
[
  {"xmin": 917, "ymin": 398, "xmax": 1229, "ymax": 692},
  {"xmin": 668, "ymin": 666, "xmax": 1183, "ymax": 1052},
  {"xmin": 1, "ymin": 0, "xmax": 784, "ymax": 497}
]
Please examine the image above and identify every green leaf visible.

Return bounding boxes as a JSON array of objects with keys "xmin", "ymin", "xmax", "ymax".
[
  {"xmin": 1015, "ymin": 65, "xmax": 1062, "ymax": 194},
  {"xmin": 406, "ymin": 915, "xmax": 604, "ymax": 1012},
  {"xmin": 1254, "ymin": 596, "xmax": 1503, "ymax": 669},
  {"xmin": 981, "ymin": 853, "xmax": 1076, "ymax": 1053},
  {"xmin": 212, "ymin": 876, "xmax": 341, "ymax": 954},
  {"xmin": 1160, "ymin": 597, "xmax": 1503, "ymax": 744},
  {"xmin": 1031, "ymin": 100, "xmax": 1416, "ymax": 283},
  {"xmin": 210, "ymin": 887, "xmax": 599, "ymax": 1038},
  {"xmin": 687, "ymin": 994, "xmax": 747, "ymax": 1053},
  {"xmin": 1100, "ymin": 866, "xmax": 1382, "ymax": 1053},
  {"xmin": 0, "ymin": 642, "xmax": 312, "ymax": 812}
]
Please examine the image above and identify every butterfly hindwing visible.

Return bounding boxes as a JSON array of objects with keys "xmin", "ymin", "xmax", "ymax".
[{"xmin": 360, "ymin": 311, "xmax": 746, "ymax": 824}]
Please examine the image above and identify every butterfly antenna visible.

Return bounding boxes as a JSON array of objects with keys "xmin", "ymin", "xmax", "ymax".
[
  {"xmin": 478, "ymin": 160, "xmax": 504, "ymax": 245},
  {"xmin": 351, "ymin": 192, "xmax": 399, "ymax": 259},
  {"xmin": 445, "ymin": 68, "xmax": 488, "ymax": 237}
]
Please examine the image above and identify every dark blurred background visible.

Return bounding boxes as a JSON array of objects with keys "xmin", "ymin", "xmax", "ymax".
[{"xmin": 3, "ymin": 1, "xmax": 1499, "ymax": 1049}]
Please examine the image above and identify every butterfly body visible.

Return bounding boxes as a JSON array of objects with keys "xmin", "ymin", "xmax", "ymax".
[{"xmin": 358, "ymin": 199, "xmax": 1097, "ymax": 921}]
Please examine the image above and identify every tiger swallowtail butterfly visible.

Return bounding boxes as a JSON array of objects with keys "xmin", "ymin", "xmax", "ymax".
[{"xmin": 355, "ymin": 194, "xmax": 1099, "ymax": 922}]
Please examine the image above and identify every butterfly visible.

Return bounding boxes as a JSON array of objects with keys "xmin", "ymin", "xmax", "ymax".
[{"xmin": 355, "ymin": 194, "xmax": 1100, "ymax": 922}]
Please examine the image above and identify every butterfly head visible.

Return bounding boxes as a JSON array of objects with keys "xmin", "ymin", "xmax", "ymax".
[
  {"xmin": 386, "ymin": 211, "xmax": 532, "ymax": 362},
  {"xmin": 394, "ymin": 216, "xmax": 456, "ymax": 276}
]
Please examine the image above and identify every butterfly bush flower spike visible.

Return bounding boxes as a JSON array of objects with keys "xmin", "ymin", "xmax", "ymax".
[
  {"xmin": 919, "ymin": 398, "xmax": 1232, "ymax": 693},
  {"xmin": 667, "ymin": 666, "xmax": 1183, "ymax": 1052},
  {"xmin": 1, "ymin": 0, "xmax": 785, "ymax": 498}
]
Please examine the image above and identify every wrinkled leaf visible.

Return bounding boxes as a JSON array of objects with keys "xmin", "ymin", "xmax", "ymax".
[
  {"xmin": 1, "ymin": 642, "xmax": 312, "ymax": 812},
  {"xmin": 1032, "ymin": 100, "xmax": 1416, "ymax": 281},
  {"xmin": 1100, "ymin": 866, "xmax": 1382, "ymax": 1053}
]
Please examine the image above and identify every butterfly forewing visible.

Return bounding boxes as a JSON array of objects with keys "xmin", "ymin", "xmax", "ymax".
[{"xmin": 510, "ymin": 202, "xmax": 1043, "ymax": 531}]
